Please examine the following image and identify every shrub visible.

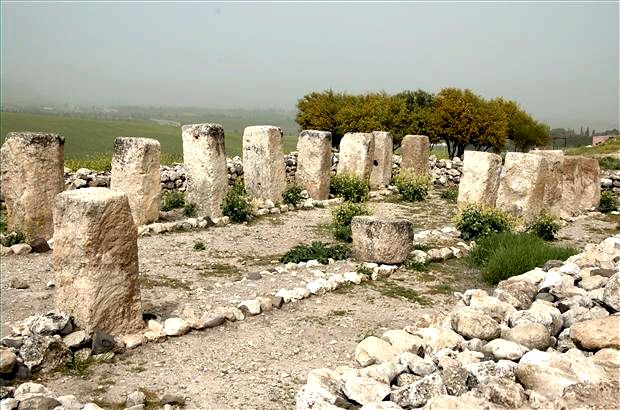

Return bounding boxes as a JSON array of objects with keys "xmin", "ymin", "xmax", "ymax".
[
  {"xmin": 440, "ymin": 186, "xmax": 459, "ymax": 202},
  {"xmin": 283, "ymin": 183, "xmax": 304, "ymax": 206},
  {"xmin": 193, "ymin": 241, "xmax": 205, "ymax": 251},
  {"xmin": 467, "ymin": 232, "xmax": 578, "ymax": 284},
  {"xmin": 330, "ymin": 174, "xmax": 369, "ymax": 203},
  {"xmin": 598, "ymin": 156, "xmax": 620, "ymax": 170},
  {"xmin": 600, "ymin": 190, "xmax": 619, "ymax": 213},
  {"xmin": 280, "ymin": 241, "xmax": 350, "ymax": 264},
  {"xmin": 221, "ymin": 179, "xmax": 253, "ymax": 223},
  {"xmin": 527, "ymin": 212, "xmax": 560, "ymax": 241},
  {"xmin": 0, "ymin": 213, "xmax": 6, "ymax": 233},
  {"xmin": 356, "ymin": 264, "xmax": 374, "ymax": 278},
  {"xmin": 1, "ymin": 230, "xmax": 26, "ymax": 247},
  {"xmin": 330, "ymin": 201, "xmax": 371, "ymax": 241},
  {"xmin": 161, "ymin": 191, "xmax": 185, "ymax": 211},
  {"xmin": 183, "ymin": 203, "xmax": 197, "ymax": 218},
  {"xmin": 394, "ymin": 171, "xmax": 430, "ymax": 202},
  {"xmin": 454, "ymin": 204, "xmax": 514, "ymax": 240}
]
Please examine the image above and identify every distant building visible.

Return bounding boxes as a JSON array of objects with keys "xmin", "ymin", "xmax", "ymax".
[{"xmin": 592, "ymin": 135, "xmax": 610, "ymax": 146}]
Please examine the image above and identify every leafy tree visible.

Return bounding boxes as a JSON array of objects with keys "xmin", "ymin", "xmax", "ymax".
[
  {"xmin": 495, "ymin": 98, "xmax": 550, "ymax": 151},
  {"xmin": 296, "ymin": 89, "xmax": 347, "ymax": 146}
]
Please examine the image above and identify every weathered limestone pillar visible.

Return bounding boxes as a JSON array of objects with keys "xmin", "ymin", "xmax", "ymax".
[
  {"xmin": 562, "ymin": 156, "xmax": 601, "ymax": 216},
  {"xmin": 351, "ymin": 216, "xmax": 413, "ymax": 264},
  {"xmin": 111, "ymin": 137, "xmax": 161, "ymax": 225},
  {"xmin": 531, "ymin": 150, "xmax": 564, "ymax": 215},
  {"xmin": 296, "ymin": 130, "xmax": 332, "ymax": 200},
  {"xmin": 401, "ymin": 135, "xmax": 430, "ymax": 175},
  {"xmin": 182, "ymin": 123, "xmax": 228, "ymax": 218},
  {"xmin": 457, "ymin": 151, "xmax": 502, "ymax": 207},
  {"xmin": 496, "ymin": 152, "xmax": 548, "ymax": 222},
  {"xmin": 369, "ymin": 131, "xmax": 393, "ymax": 190},
  {"xmin": 0, "ymin": 132, "xmax": 64, "ymax": 241},
  {"xmin": 53, "ymin": 188, "xmax": 142, "ymax": 335},
  {"xmin": 242, "ymin": 125, "xmax": 286, "ymax": 203},
  {"xmin": 336, "ymin": 132, "xmax": 375, "ymax": 180}
]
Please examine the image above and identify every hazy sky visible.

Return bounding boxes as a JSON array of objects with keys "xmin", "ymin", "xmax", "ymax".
[{"xmin": 2, "ymin": 1, "xmax": 618, "ymax": 130}]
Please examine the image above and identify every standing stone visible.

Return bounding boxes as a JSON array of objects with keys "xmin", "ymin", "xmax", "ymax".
[
  {"xmin": 53, "ymin": 188, "xmax": 142, "ymax": 335},
  {"xmin": 0, "ymin": 132, "xmax": 64, "ymax": 241},
  {"xmin": 296, "ymin": 130, "xmax": 332, "ymax": 200},
  {"xmin": 111, "ymin": 137, "xmax": 161, "ymax": 225},
  {"xmin": 369, "ymin": 131, "xmax": 393, "ymax": 189},
  {"xmin": 351, "ymin": 216, "xmax": 414, "ymax": 264},
  {"xmin": 562, "ymin": 156, "xmax": 601, "ymax": 216},
  {"xmin": 532, "ymin": 150, "xmax": 564, "ymax": 215},
  {"xmin": 401, "ymin": 135, "xmax": 430, "ymax": 175},
  {"xmin": 182, "ymin": 124, "xmax": 228, "ymax": 218},
  {"xmin": 496, "ymin": 152, "xmax": 548, "ymax": 222},
  {"xmin": 457, "ymin": 151, "xmax": 502, "ymax": 207},
  {"xmin": 242, "ymin": 125, "xmax": 286, "ymax": 203},
  {"xmin": 337, "ymin": 132, "xmax": 375, "ymax": 180}
]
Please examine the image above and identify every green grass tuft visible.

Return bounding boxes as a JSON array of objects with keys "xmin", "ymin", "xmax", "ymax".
[{"xmin": 280, "ymin": 241, "xmax": 350, "ymax": 264}]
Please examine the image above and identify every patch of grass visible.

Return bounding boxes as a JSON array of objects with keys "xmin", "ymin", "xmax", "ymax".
[
  {"xmin": 412, "ymin": 243, "xmax": 432, "ymax": 252},
  {"xmin": 330, "ymin": 173, "xmax": 369, "ymax": 203},
  {"xmin": 330, "ymin": 201, "xmax": 371, "ymax": 241},
  {"xmin": 301, "ymin": 315, "xmax": 328, "ymax": 326},
  {"xmin": 598, "ymin": 156, "xmax": 620, "ymax": 170},
  {"xmin": 329, "ymin": 309, "xmax": 349, "ymax": 317},
  {"xmin": 140, "ymin": 275, "xmax": 192, "ymax": 290},
  {"xmin": 193, "ymin": 241, "xmax": 206, "ymax": 251},
  {"xmin": 429, "ymin": 284, "xmax": 453, "ymax": 294},
  {"xmin": 280, "ymin": 241, "xmax": 350, "ymax": 264},
  {"xmin": 199, "ymin": 262, "xmax": 241, "ymax": 278},
  {"xmin": 600, "ymin": 190, "xmax": 619, "ymax": 213},
  {"xmin": 454, "ymin": 204, "xmax": 514, "ymax": 240},
  {"xmin": 468, "ymin": 232, "xmax": 578, "ymax": 284},
  {"xmin": 161, "ymin": 191, "xmax": 185, "ymax": 211},
  {"xmin": 357, "ymin": 328, "xmax": 378, "ymax": 342},
  {"xmin": 183, "ymin": 203, "xmax": 197, "ymax": 217},
  {"xmin": 356, "ymin": 264, "xmax": 374, "ymax": 278},
  {"xmin": 393, "ymin": 171, "xmax": 430, "ymax": 202},
  {"xmin": 128, "ymin": 365, "xmax": 146, "ymax": 373},
  {"xmin": 283, "ymin": 183, "xmax": 304, "ymax": 206},
  {"xmin": 369, "ymin": 281, "xmax": 433, "ymax": 305},
  {"xmin": 440, "ymin": 186, "xmax": 459, "ymax": 202},
  {"xmin": 565, "ymin": 136, "xmax": 620, "ymax": 155},
  {"xmin": 404, "ymin": 259, "xmax": 428, "ymax": 272},
  {"xmin": 60, "ymin": 356, "xmax": 93, "ymax": 376}
]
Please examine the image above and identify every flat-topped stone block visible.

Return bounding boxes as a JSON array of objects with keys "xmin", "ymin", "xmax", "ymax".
[{"xmin": 351, "ymin": 216, "xmax": 414, "ymax": 264}]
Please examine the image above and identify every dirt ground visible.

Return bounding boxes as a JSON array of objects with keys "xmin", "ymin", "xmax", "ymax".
[{"xmin": 1, "ymin": 192, "xmax": 618, "ymax": 409}]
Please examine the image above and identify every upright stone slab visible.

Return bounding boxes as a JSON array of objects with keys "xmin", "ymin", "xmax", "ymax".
[
  {"xmin": 182, "ymin": 123, "xmax": 228, "ymax": 218},
  {"xmin": 0, "ymin": 132, "xmax": 64, "ymax": 241},
  {"xmin": 457, "ymin": 151, "xmax": 502, "ymax": 207},
  {"xmin": 496, "ymin": 152, "xmax": 548, "ymax": 222},
  {"xmin": 369, "ymin": 131, "xmax": 393, "ymax": 190},
  {"xmin": 296, "ymin": 130, "xmax": 332, "ymax": 200},
  {"xmin": 242, "ymin": 125, "xmax": 287, "ymax": 203},
  {"xmin": 531, "ymin": 150, "xmax": 564, "ymax": 215},
  {"xmin": 111, "ymin": 137, "xmax": 161, "ymax": 225},
  {"xmin": 53, "ymin": 188, "xmax": 142, "ymax": 335},
  {"xmin": 401, "ymin": 135, "xmax": 430, "ymax": 175},
  {"xmin": 351, "ymin": 216, "xmax": 414, "ymax": 264},
  {"xmin": 562, "ymin": 156, "xmax": 601, "ymax": 216},
  {"xmin": 337, "ymin": 132, "xmax": 375, "ymax": 180}
]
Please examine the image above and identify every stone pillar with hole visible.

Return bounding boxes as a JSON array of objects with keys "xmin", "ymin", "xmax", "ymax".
[
  {"xmin": 182, "ymin": 123, "xmax": 229, "ymax": 218},
  {"xmin": 53, "ymin": 187, "xmax": 143, "ymax": 335},
  {"xmin": 0, "ymin": 132, "xmax": 65, "ymax": 242},
  {"xmin": 337, "ymin": 132, "xmax": 375, "ymax": 180},
  {"xmin": 369, "ymin": 131, "xmax": 393, "ymax": 190},
  {"xmin": 296, "ymin": 130, "xmax": 332, "ymax": 200},
  {"xmin": 111, "ymin": 137, "xmax": 161, "ymax": 226},
  {"xmin": 457, "ymin": 151, "xmax": 503, "ymax": 207},
  {"xmin": 242, "ymin": 125, "xmax": 287, "ymax": 203},
  {"xmin": 401, "ymin": 135, "xmax": 430, "ymax": 175}
]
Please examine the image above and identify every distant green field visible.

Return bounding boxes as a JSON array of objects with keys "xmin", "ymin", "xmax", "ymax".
[{"xmin": 0, "ymin": 112, "xmax": 299, "ymax": 161}]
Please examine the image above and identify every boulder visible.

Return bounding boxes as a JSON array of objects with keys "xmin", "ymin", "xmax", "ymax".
[
  {"xmin": 390, "ymin": 373, "xmax": 446, "ymax": 408},
  {"xmin": 570, "ymin": 316, "xmax": 620, "ymax": 350},
  {"xmin": 472, "ymin": 377, "xmax": 527, "ymax": 408},
  {"xmin": 494, "ymin": 280, "xmax": 537, "ymax": 310},
  {"xmin": 19, "ymin": 336, "xmax": 71, "ymax": 373},
  {"xmin": 503, "ymin": 322, "xmax": 552, "ymax": 351},
  {"xmin": 482, "ymin": 339, "xmax": 529, "ymax": 361},
  {"xmin": 0, "ymin": 348, "xmax": 16, "ymax": 374},
  {"xmin": 163, "ymin": 318, "xmax": 190, "ymax": 337},
  {"xmin": 342, "ymin": 375, "xmax": 391, "ymax": 405},
  {"xmin": 436, "ymin": 355, "xmax": 468, "ymax": 396},
  {"xmin": 603, "ymin": 273, "xmax": 620, "ymax": 312},
  {"xmin": 508, "ymin": 301, "xmax": 563, "ymax": 336},
  {"xmin": 398, "ymin": 352, "xmax": 437, "ymax": 376},
  {"xmin": 450, "ymin": 307, "xmax": 501, "ymax": 341},
  {"xmin": 351, "ymin": 217, "xmax": 414, "ymax": 264},
  {"xmin": 355, "ymin": 336, "xmax": 399, "ymax": 366},
  {"xmin": 296, "ymin": 130, "xmax": 332, "ymax": 200},
  {"xmin": 381, "ymin": 330, "xmax": 423, "ymax": 354}
]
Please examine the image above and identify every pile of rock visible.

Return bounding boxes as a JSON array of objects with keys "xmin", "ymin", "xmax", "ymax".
[
  {"xmin": 64, "ymin": 167, "xmax": 110, "ymax": 190},
  {"xmin": 160, "ymin": 163, "xmax": 186, "ymax": 191},
  {"xmin": 601, "ymin": 169, "xmax": 620, "ymax": 193},
  {"xmin": 296, "ymin": 234, "xmax": 620, "ymax": 409}
]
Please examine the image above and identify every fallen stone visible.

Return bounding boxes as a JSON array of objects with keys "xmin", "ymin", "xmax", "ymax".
[
  {"xmin": 450, "ymin": 307, "xmax": 501, "ymax": 341},
  {"xmin": 381, "ymin": 330, "xmax": 423, "ymax": 354},
  {"xmin": 503, "ymin": 322, "xmax": 552, "ymax": 351},
  {"xmin": 62, "ymin": 330, "xmax": 90, "ymax": 349},
  {"xmin": 15, "ymin": 396, "xmax": 61, "ymax": 410},
  {"xmin": 351, "ymin": 217, "xmax": 413, "ymax": 264},
  {"xmin": 163, "ymin": 318, "xmax": 190, "ymax": 337},
  {"xmin": 19, "ymin": 336, "xmax": 71, "ymax": 373},
  {"xmin": 342, "ymin": 375, "xmax": 391, "ymax": 405},
  {"xmin": 472, "ymin": 376, "xmax": 527, "ymax": 408},
  {"xmin": 238, "ymin": 300, "xmax": 262, "ymax": 316},
  {"xmin": 603, "ymin": 273, "xmax": 620, "ymax": 312},
  {"xmin": 398, "ymin": 352, "xmax": 437, "ymax": 376},
  {"xmin": 482, "ymin": 339, "xmax": 529, "ymax": 361},
  {"xmin": 355, "ymin": 336, "xmax": 399, "ymax": 366},
  {"xmin": 390, "ymin": 373, "xmax": 446, "ymax": 408},
  {"xmin": 570, "ymin": 315, "xmax": 620, "ymax": 350},
  {"xmin": 28, "ymin": 238, "xmax": 50, "ymax": 253},
  {"xmin": 0, "ymin": 348, "xmax": 16, "ymax": 374},
  {"xmin": 10, "ymin": 244, "xmax": 31, "ymax": 255},
  {"xmin": 91, "ymin": 330, "xmax": 116, "ymax": 354}
]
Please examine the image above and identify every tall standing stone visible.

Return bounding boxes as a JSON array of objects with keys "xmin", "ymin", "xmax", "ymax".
[
  {"xmin": 401, "ymin": 135, "xmax": 430, "ymax": 175},
  {"xmin": 53, "ymin": 188, "xmax": 142, "ymax": 335},
  {"xmin": 111, "ymin": 137, "xmax": 161, "ymax": 226},
  {"xmin": 182, "ymin": 123, "xmax": 228, "ymax": 218},
  {"xmin": 0, "ymin": 132, "xmax": 64, "ymax": 241},
  {"xmin": 496, "ymin": 152, "xmax": 548, "ymax": 222},
  {"xmin": 457, "ymin": 151, "xmax": 502, "ymax": 207},
  {"xmin": 369, "ymin": 131, "xmax": 393, "ymax": 189},
  {"xmin": 337, "ymin": 132, "xmax": 375, "ymax": 180},
  {"xmin": 242, "ymin": 125, "xmax": 286, "ymax": 203},
  {"xmin": 296, "ymin": 130, "xmax": 332, "ymax": 200},
  {"xmin": 562, "ymin": 156, "xmax": 601, "ymax": 216},
  {"xmin": 531, "ymin": 150, "xmax": 564, "ymax": 215}
]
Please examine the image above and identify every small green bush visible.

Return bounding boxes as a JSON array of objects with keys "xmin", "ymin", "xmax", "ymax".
[
  {"xmin": 1, "ymin": 230, "xmax": 26, "ymax": 247},
  {"xmin": 280, "ymin": 241, "xmax": 350, "ymax": 264},
  {"xmin": 183, "ymin": 203, "xmax": 197, "ymax": 218},
  {"xmin": 0, "ymin": 213, "xmax": 7, "ymax": 233},
  {"xmin": 394, "ymin": 171, "xmax": 430, "ymax": 202},
  {"xmin": 330, "ymin": 173, "xmax": 369, "ymax": 203},
  {"xmin": 330, "ymin": 201, "xmax": 371, "ymax": 241},
  {"xmin": 600, "ymin": 190, "xmax": 619, "ymax": 213},
  {"xmin": 527, "ymin": 212, "xmax": 560, "ymax": 241},
  {"xmin": 221, "ymin": 179, "xmax": 253, "ymax": 223},
  {"xmin": 598, "ymin": 156, "xmax": 620, "ymax": 170},
  {"xmin": 467, "ymin": 232, "xmax": 578, "ymax": 284},
  {"xmin": 440, "ymin": 186, "xmax": 459, "ymax": 202},
  {"xmin": 161, "ymin": 191, "xmax": 185, "ymax": 211},
  {"xmin": 356, "ymin": 264, "xmax": 374, "ymax": 278},
  {"xmin": 454, "ymin": 204, "xmax": 514, "ymax": 240},
  {"xmin": 193, "ymin": 241, "xmax": 205, "ymax": 251},
  {"xmin": 282, "ymin": 183, "xmax": 304, "ymax": 206}
]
